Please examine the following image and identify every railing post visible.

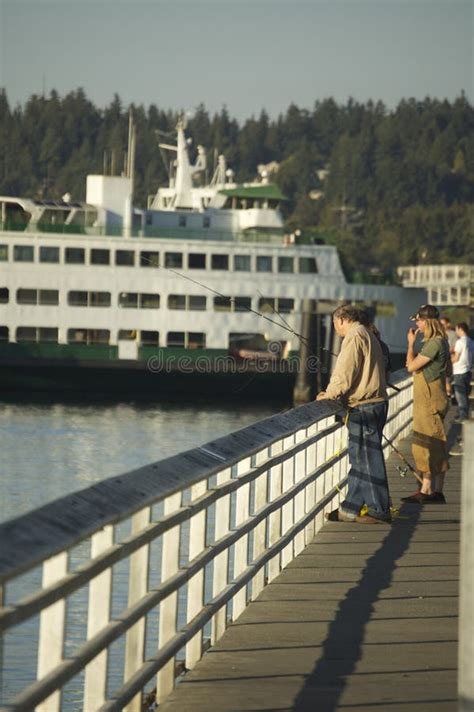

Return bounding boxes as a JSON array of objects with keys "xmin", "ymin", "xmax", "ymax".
[
  {"xmin": 211, "ymin": 467, "xmax": 231, "ymax": 644},
  {"xmin": 156, "ymin": 492, "xmax": 181, "ymax": 704},
  {"xmin": 232, "ymin": 457, "xmax": 251, "ymax": 620},
  {"xmin": 293, "ymin": 429, "xmax": 307, "ymax": 556},
  {"xmin": 124, "ymin": 506, "xmax": 151, "ymax": 712},
  {"xmin": 304, "ymin": 423, "xmax": 318, "ymax": 543},
  {"xmin": 281, "ymin": 434, "xmax": 296, "ymax": 568},
  {"xmin": 458, "ymin": 421, "xmax": 474, "ymax": 711},
  {"xmin": 83, "ymin": 525, "xmax": 114, "ymax": 711},
  {"xmin": 36, "ymin": 551, "xmax": 68, "ymax": 712},
  {"xmin": 251, "ymin": 449, "xmax": 269, "ymax": 600},
  {"xmin": 267, "ymin": 439, "xmax": 283, "ymax": 583},
  {"xmin": 185, "ymin": 480, "xmax": 208, "ymax": 669}
]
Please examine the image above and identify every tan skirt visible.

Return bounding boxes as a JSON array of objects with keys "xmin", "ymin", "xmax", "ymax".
[{"xmin": 412, "ymin": 372, "xmax": 449, "ymax": 475}]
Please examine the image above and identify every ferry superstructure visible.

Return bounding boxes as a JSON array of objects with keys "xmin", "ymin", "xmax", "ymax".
[{"xmin": 0, "ymin": 122, "xmax": 426, "ymax": 396}]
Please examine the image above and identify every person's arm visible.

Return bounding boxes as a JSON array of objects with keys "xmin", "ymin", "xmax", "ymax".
[
  {"xmin": 317, "ymin": 332, "xmax": 362, "ymax": 400},
  {"xmin": 406, "ymin": 328, "xmax": 431, "ymax": 373},
  {"xmin": 451, "ymin": 341, "xmax": 462, "ymax": 364}
]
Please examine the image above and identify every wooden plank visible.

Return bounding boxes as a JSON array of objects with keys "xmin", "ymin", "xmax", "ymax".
[{"xmin": 83, "ymin": 525, "xmax": 114, "ymax": 711}]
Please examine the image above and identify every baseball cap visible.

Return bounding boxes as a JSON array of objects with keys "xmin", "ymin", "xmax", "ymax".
[{"xmin": 409, "ymin": 304, "xmax": 440, "ymax": 321}]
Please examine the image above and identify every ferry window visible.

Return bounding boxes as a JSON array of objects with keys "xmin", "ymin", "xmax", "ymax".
[
  {"xmin": 16, "ymin": 327, "xmax": 37, "ymax": 342},
  {"xmin": 188, "ymin": 253, "xmax": 206, "ymax": 269},
  {"xmin": 299, "ymin": 257, "xmax": 318, "ymax": 274},
  {"xmin": 258, "ymin": 297, "xmax": 275, "ymax": 313},
  {"xmin": 68, "ymin": 291, "xmax": 88, "ymax": 307},
  {"xmin": 167, "ymin": 331, "xmax": 185, "ymax": 347},
  {"xmin": 89, "ymin": 292, "xmax": 111, "ymax": 307},
  {"xmin": 214, "ymin": 296, "xmax": 232, "ymax": 312},
  {"xmin": 91, "ymin": 249, "xmax": 110, "ymax": 265},
  {"xmin": 88, "ymin": 330, "xmax": 110, "ymax": 344},
  {"xmin": 234, "ymin": 254, "xmax": 251, "ymax": 271},
  {"xmin": 256, "ymin": 256, "xmax": 273, "ymax": 273},
  {"xmin": 0, "ymin": 326, "xmax": 8, "ymax": 341},
  {"xmin": 141, "ymin": 330, "xmax": 159, "ymax": 346},
  {"xmin": 118, "ymin": 330, "xmax": 137, "ymax": 341},
  {"xmin": 188, "ymin": 332, "xmax": 206, "ymax": 349},
  {"xmin": 40, "ymin": 246, "xmax": 60, "ymax": 263},
  {"xmin": 165, "ymin": 252, "xmax": 183, "ymax": 268},
  {"xmin": 168, "ymin": 294, "xmax": 186, "ymax": 310},
  {"xmin": 189, "ymin": 295, "xmax": 206, "ymax": 311},
  {"xmin": 203, "ymin": 217, "xmax": 211, "ymax": 228},
  {"xmin": 278, "ymin": 298, "xmax": 294, "ymax": 313},
  {"xmin": 278, "ymin": 256, "xmax": 294, "ymax": 273},
  {"xmin": 119, "ymin": 292, "xmax": 138, "ymax": 308},
  {"xmin": 140, "ymin": 293, "xmax": 160, "ymax": 309},
  {"xmin": 39, "ymin": 290, "xmax": 59, "ymax": 305},
  {"xmin": 14, "ymin": 245, "xmax": 34, "ymax": 262},
  {"xmin": 38, "ymin": 327, "xmax": 58, "ymax": 343},
  {"xmin": 211, "ymin": 254, "xmax": 229, "ymax": 271},
  {"xmin": 65, "ymin": 247, "xmax": 85, "ymax": 264},
  {"xmin": 17, "ymin": 288, "xmax": 37, "ymax": 305},
  {"xmin": 178, "ymin": 216, "xmax": 187, "ymax": 228},
  {"xmin": 0, "ymin": 288, "xmax": 9, "ymax": 304},
  {"xmin": 0, "ymin": 245, "xmax": 8, "ymax": 261},
  {"xmin": 67, "ymin": 328, "xmax": 87, "ymax": 344},
  {"xmin": 116, "ymin": 250, "xmax": 135, "ymax": 266},
  {"xmin": 234, "ymin": 297, "xmax": 251, "ymax": 312},
  {"xmin": 140, "ymin": 251, "xmax": 159, "ymax": 268}
]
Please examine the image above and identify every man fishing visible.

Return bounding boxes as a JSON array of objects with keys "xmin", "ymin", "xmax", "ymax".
[{"xmin": 316, "ymin": 305, "xmax": 392, "ymax": 524}]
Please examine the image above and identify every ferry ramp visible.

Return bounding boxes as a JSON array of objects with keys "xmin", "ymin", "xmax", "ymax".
[{"xmin": 159, "ymin": 417, "xmax": 464, "ymax": 712}]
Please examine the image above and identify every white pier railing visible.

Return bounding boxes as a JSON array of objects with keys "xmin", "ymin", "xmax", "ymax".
[{"xmin": 0, "ymin": 372, "xmax": 413, "ymax": 712}]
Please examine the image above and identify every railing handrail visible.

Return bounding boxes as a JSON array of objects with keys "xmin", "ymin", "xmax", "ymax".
[{"xmin": 0, "ymin": 401, "xmax": 343, "ymax": 585}]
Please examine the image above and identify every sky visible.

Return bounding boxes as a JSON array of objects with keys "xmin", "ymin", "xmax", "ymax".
[{"xmin": 0, "ymin": 0, "xmax": 472, "ymax": 121}]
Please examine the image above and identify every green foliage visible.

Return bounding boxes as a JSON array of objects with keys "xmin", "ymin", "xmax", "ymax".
[{"xmin": 0, "ymin": 89, "xmax": 472, "ymax": 280}]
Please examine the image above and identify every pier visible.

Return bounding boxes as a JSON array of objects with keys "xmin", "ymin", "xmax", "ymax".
[{"xmin": 0, "ymin": 371, "xmax": 471, "ymax": 711}]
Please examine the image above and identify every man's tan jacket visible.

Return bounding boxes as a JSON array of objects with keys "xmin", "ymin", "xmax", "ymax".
[{"xmin": 325, "ymin": 322, "xmax": 387, "ymax": 408}]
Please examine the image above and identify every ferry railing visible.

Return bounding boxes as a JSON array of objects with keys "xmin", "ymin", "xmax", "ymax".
[
  {"xmin": 0, "ymin": 222, "xmax": 287, "ymax": 244},
  {"xmin": 0, "ymin": 371, "xmax": 413, "ymax": 712}
]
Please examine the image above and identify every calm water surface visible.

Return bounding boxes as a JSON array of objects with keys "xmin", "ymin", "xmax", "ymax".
[
  {"xmin": 0, "ymin": 396, "xmax": 284, "ymax": 522},
  {"xmin": 0, "ymin": 395, "xmax": 286, "ymax": 708}
]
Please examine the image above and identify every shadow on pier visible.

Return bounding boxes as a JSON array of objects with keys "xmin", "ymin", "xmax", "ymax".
[{"xmin": 159, "ymin": 418, "xmax": 462, "ymax": 712}]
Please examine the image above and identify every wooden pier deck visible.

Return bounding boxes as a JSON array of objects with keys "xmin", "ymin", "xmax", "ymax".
[{"xmin": 160, "ymin": 417, "xmax": 462, "ymax": 712}]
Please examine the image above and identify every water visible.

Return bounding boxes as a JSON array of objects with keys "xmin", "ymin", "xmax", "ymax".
[
  {"xmin": 0, "ymin": 395, "xmax": 283, "ymax": 523},
  {"xmin": 0, "ymin": 395, "xmax": 285, "ymax": 708}
]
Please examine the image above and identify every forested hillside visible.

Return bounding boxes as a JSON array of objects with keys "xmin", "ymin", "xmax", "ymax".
[{"xmin": 1, "ymin": 89, "xmax": 473, "ymax": 281}]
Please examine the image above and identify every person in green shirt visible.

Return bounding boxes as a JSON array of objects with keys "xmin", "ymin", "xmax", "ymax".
[{"xmin": 403, "ymin": 304, "xmax": 449, "ymax": 504}]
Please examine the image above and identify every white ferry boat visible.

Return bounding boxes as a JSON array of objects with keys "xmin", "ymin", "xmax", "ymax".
[{"xmin": 0, "ymin": 121, "xmax": 426, "ymax": 398}]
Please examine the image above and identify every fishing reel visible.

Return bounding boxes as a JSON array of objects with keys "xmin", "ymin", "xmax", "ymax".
[{"xmin": 397, "ymin": 464, "xmax": 408, "ymax": 478}]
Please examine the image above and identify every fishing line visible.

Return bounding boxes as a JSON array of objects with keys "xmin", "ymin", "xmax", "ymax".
[{"xmin": 138, "ymin": 252, "xmax": 320, "ymax": 348}]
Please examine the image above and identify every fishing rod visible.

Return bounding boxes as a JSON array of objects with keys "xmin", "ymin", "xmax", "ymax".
[
  {"xmin": 138, "ymin": 252, "xmax": 403, "ymax": 394},
  {"xmin": 382, "ymin": 433, "xmax": 422, "ymax": 484},
  {"xmin": 138, "ymin": 252, "xmax": 335, "ymax": 353}
]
